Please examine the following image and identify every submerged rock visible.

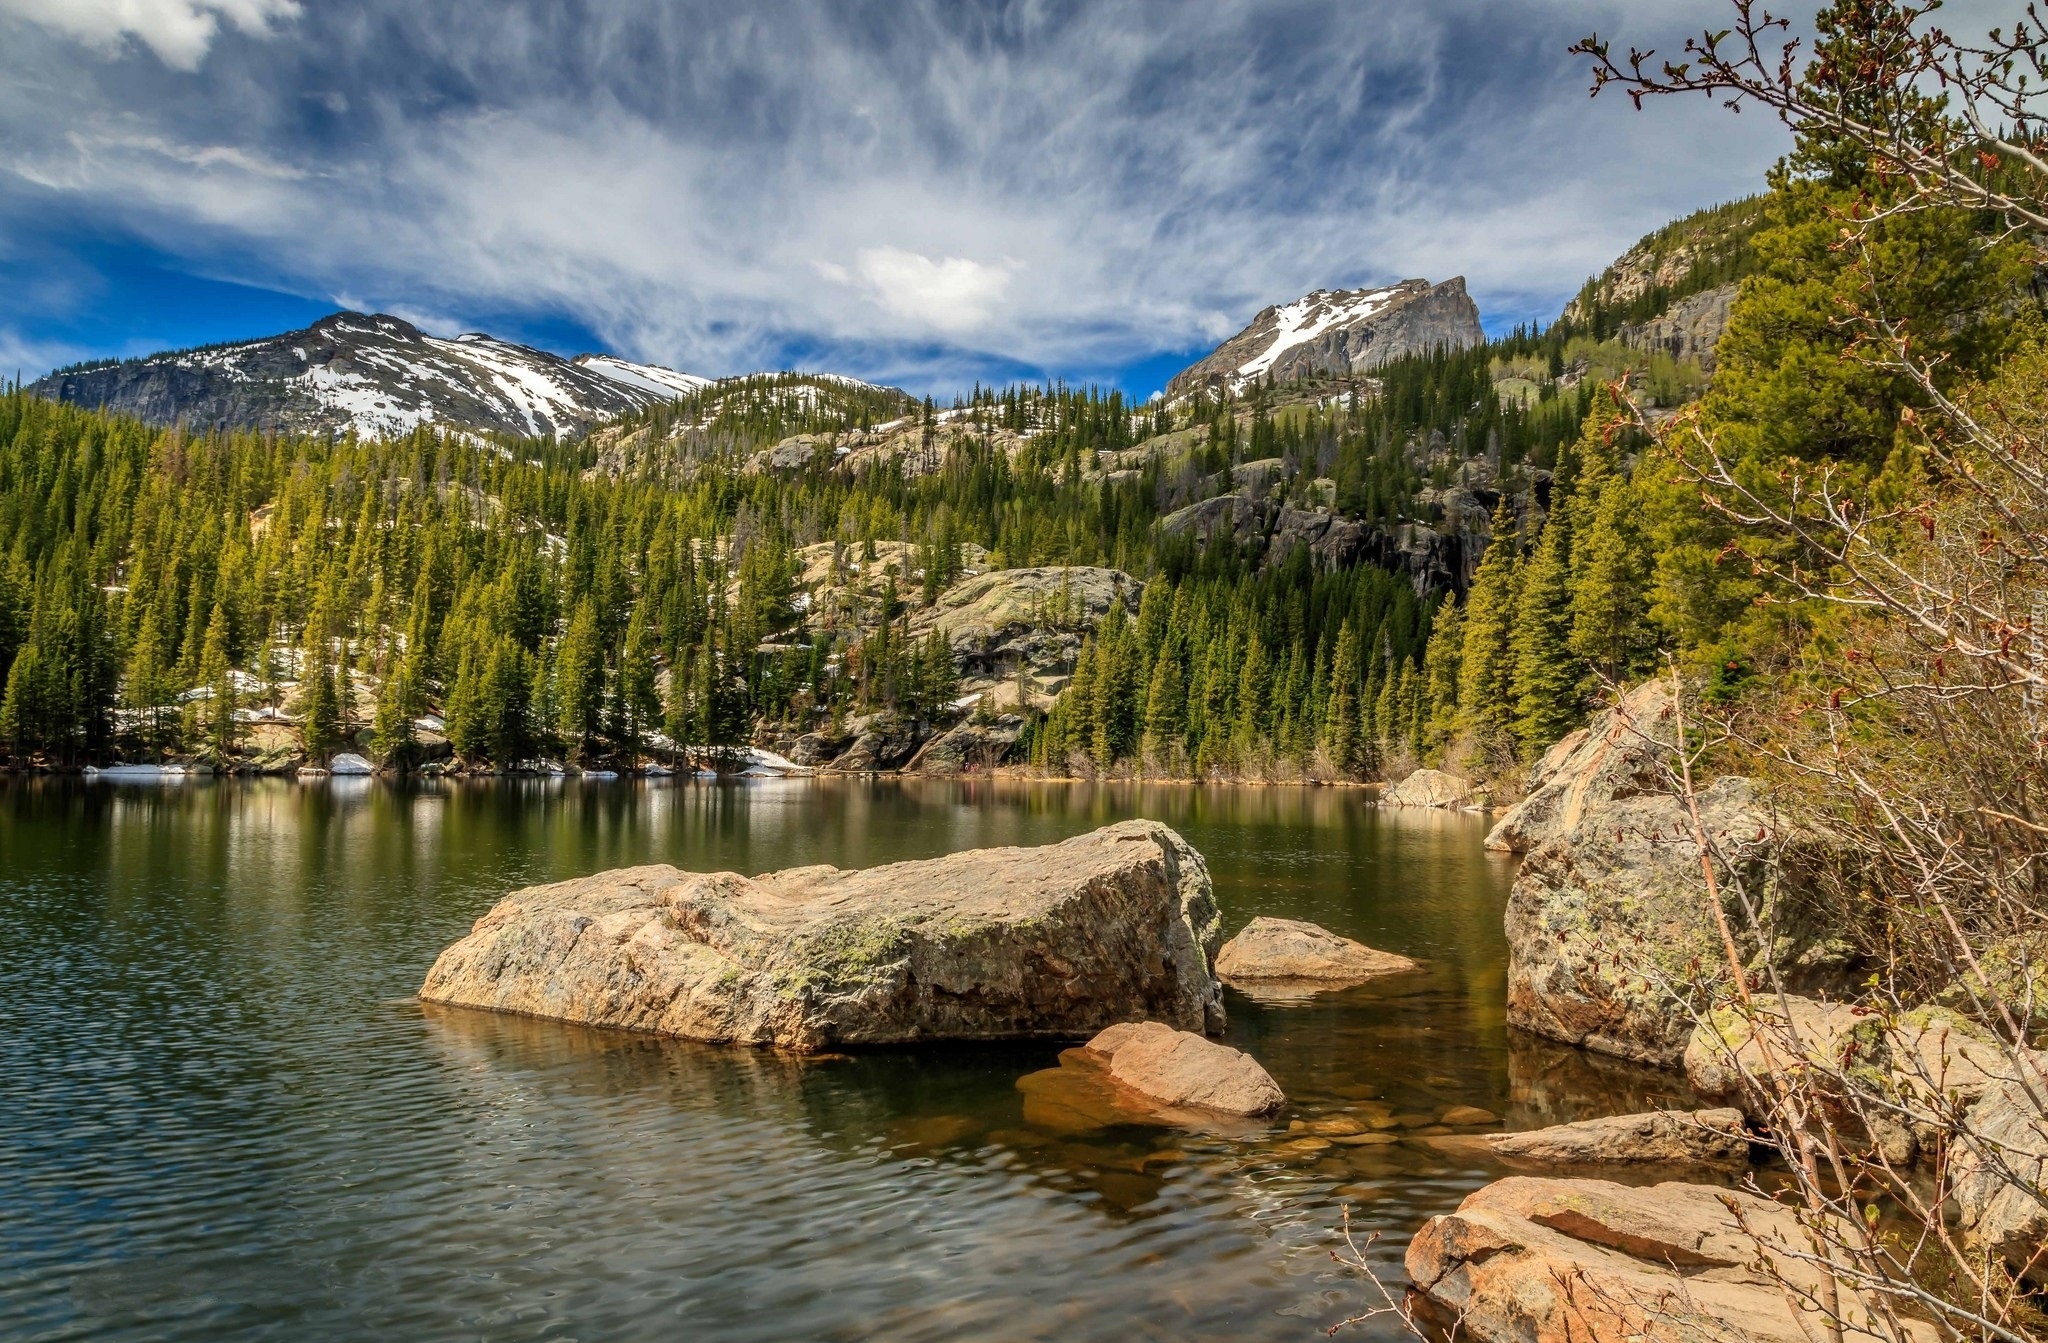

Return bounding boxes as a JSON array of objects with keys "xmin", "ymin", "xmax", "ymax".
[
  {"xmin": 1213, "ymin": 916, "xmax": 1417, "ymax": 991},
  {"xmin": 1478, "ymin": 1108, "xmax": 1751, "ymax": 1169},
  {"xmin": 418, "ymin": 820, "xmax": 1224, "ymax": 1052},
  {"xmin": 1407, "ymin": 1176, "xmax": 1934, "ymax": 1343},
  {"xmin": 1382, "ymin": 768, "xmax": 1474, "ymax": 809},
  {"xmin": 1079, "ymin": 1021, "xmax": 1284, "ymax": 1116}
]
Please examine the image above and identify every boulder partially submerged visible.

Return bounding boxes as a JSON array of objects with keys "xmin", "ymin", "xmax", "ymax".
[
  {"xmin": 1079, "ymin": 1021, "xmax": 1284, "ymax": 1116},
  {"xmin": 1382, "ymin": 768, "xmax": 1474, "ymax": 809},
  {"xmin": 1474, "ymin": 1108, "xmax": 1751, "ymax": 1169},
  {"xmin": 418, "ymin": 820, "xmax": 1224, "ymax": 1052},
  {"xmin": 1214, "ymin": 917, "xmax": 1417, "ymax": 992},
  {"xmin": 1485, "ymin": 680, "xmax": 1671, "ymax": 854},
  {"xmin": 1407, "ymin": 1176, "xmax": 1934, "ymax": 1343}
]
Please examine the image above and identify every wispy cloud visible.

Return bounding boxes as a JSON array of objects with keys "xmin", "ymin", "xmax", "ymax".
[
  {"xmin": 0, "ymin": 0, "xmax": 1790, "ymax": 392},
  {"xmin": 0, "ymin": 0, "xmax": 298, "ymax": 71}
]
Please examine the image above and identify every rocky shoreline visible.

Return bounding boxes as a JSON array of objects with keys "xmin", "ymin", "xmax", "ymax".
[{"xmin": 411, "ymin": 715, "xmax": 2041, "ymax": 1343}]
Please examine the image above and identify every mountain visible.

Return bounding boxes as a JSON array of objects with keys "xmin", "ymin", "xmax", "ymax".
[
  {"xmin": 26, "ymin": 312, "xmax": 713, "ymax": 440},
  {"xmin": 1559, "ymin": 196, "xmax": 1763, "ymax": 372},
  {"xmin": 1166, "ymin": 277, "xmax": 1482, "ymax": 397}
]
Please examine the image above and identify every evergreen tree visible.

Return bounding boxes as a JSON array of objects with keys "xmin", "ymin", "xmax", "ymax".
[
  {"xmin": 1454, "ymin": 505, "xmax": 1525, "ymax": 766},
  {"xmin": 1509, "ymin": 510, "xmax": 1585, "ymax": 760}
]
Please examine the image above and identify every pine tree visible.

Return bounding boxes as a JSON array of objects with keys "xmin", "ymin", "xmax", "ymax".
[
  {"xmin": 1509, "ymin": 511, "xmax": 1585, "ymax": 760},
  {"xmin": 1568, "ymin": 476, "xmax": 1657, "ymax": 682},
  {"xmin": 196, "ymin": 601, "xmax": 236, "ymax": 765},
  {"xmin": 555, "ymin": 599, "xmax": 605, "ymax": 764},
  {"xmin": 1454, "ymin": 505, "xmax": 1524, "ymax": 767},
  {"xmin": 1322, "ymin": 621, "xmax": 1361, "ymax": 777}
]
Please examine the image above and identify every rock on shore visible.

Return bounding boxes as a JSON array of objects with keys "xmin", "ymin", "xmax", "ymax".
[
  {"xmin": 1407, "ymin": 1176, "xmax": 1934, "ymax": 1343},
  {"xmin": 1382, "ymin": 768, "xmax": 1474, "ymax": 808},
  {"xmin": 418, "ymin": 820, "xmax": 1225, "ymax": 1052},
  {"xmin": 1214, "ymin": 917, "xmax": 1417, "ymax": 990}
]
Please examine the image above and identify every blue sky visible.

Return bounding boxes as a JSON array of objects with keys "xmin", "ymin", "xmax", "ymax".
[{"xmin": 0, "ymin": 0, "xmax": 1793, "ymax": 400}]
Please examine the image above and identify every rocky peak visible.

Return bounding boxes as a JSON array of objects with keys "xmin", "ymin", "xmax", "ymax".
[{"xmin": 1166, "ymin": 277, "xmax": 1482, "ymax": 397}]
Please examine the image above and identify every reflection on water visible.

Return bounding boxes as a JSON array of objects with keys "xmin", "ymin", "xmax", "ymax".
[{"xmin": 0, "ymin": 777, "xmax": 1698, "ymax": 1342}]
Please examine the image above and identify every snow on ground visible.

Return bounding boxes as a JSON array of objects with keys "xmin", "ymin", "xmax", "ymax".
[
  {"xmin": 1232, "ymin": 285, "xmax": 1405, "ymax": 387},
  {"xmin": 575, "ymin": 355, "xmax": 712, "ymax": 399}
]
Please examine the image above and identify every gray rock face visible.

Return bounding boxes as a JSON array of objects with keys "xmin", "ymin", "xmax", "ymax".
[
  {"xmin": 1506, "ymin": 776, "xmax": 1776, "ymax": 1068},
  {"xmin": 1622, "ymin": 282, "xmax": 1739, "ymax": 373},
  {"xmin": 906, "ymin": 715, "xmax": 1024, "ymax": 774},
  {"xmin": 788, "ymin": 731, "xmax": 852, "ymax": 767},
  {"xmin": 910, "ymin": 566, "xmax": 1139, "ymax": 674},
  {"xmin": 418, "ymin": 820, "xmax": 1226, "ymax": 1052},
  {"xmin": 30, "ymin": 311, "xmax": 696, "ymax": 440},
  {"xmin": 1167, "ymin": 278, "xmax": 1482, "ymax": 396},
  {"xmin": 828, "ymin": 714, "xmax": 926, "ymax": 772}
]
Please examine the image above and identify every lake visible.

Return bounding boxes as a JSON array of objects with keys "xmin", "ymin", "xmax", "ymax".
[{"xmin": 0, "ymin": 777, "xmax": 1698, "ymax": 1342}]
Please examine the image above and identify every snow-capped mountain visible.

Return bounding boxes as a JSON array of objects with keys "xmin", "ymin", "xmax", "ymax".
[
  {"xmin": 28, "ymin": 312, "xmax": 713, "ymax": 440},
  {"xmin": 1166, "ymin": 277, "xmax": 1482, "ymax": 397}
]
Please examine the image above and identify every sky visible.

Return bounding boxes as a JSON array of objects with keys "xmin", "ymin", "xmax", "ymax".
[{"xmin": 0, "ymin": 0, "xmax": 1798, "ymax": 400}]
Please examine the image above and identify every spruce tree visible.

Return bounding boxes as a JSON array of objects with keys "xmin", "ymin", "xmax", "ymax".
[
  {"xmin": 1454, "ymin": 505, "xmax": 1524, "ymax": 767},
  {"xmin": 1509, "ymin": 511, "xmax": 1586, "ymax": 760}
]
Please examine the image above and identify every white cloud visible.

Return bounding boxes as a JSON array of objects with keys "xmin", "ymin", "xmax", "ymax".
[
  {"xmin": 0, "ymin": 0, "xmax": 298, "ymax": 71},
  {"xmin": 846, "ymin": 248, "xmax": 1016, "ymax": 331},
  {"xmin": 0, "ymin": 0, "xmax": 1797, "ymax": 389}
]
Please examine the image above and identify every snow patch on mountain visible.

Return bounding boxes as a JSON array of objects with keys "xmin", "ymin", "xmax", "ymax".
[{"xmin": 1232, "ymin": 287, "xmax": 1404, "ymax": 386}]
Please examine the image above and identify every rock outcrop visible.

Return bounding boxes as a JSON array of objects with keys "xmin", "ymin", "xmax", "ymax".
[
  {"xmin": 1955, "ymin": 1063, "xmax": 2048, "ymax": 1277},
  {"xmin": 827, "ymin": 714, "xmax": 926, "ymax": 772},
  {"xmin": 1407, "ymin": 1176, "xmax": 1934, "ymax": 1343},
  {"xmin": 1383, "ymin": 768, "xmax": 1475, "ymax": 809},
  {"xmin": 1077, "ymin": 1021, "xmax": 1284, "ymax": 1116},
  {"xmin": 1166, "ymin": 278, "xmax": 1483, "ymax": 397},
  {"xmin": 905, "ymin": 714, "xmax": 1024, "ymax": 774},
  {"xmin": 1506, "ymin": 775, "xmax": 1775, "ymax": 1067},
  {"xmin": 1479, "ymin": 1108, "xmax": 1751, "ymax": 1169},
  {"xmin": 1622, "ymin": 282, "xmax": 1739, "ymax": 373},
  {"xmin": 1486, "ymin": 680, "xmax": 1672, "ymax": 853},
  {"xmin": 418, "ymin": 820, "xmax": 1225, "ymax": 1052},
  {"xmin": 1213, "ymin": 917, "xmax": 1417, "ymax": 990}
]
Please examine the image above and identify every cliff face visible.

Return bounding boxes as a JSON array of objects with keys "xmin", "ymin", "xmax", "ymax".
[
  {"xmin": 1620, "ymin": 282, "xmax": 1739, "ymax": 373},
  {"xmin": 1166, "ymin": 277, "xmax": 1482, "ymax": 397},
  {"xmin": 29, "ymin": 312, "xmax": 707, "ymax": 440}
]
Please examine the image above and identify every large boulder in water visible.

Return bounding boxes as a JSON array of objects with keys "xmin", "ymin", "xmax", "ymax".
[
  {"xmin": 418, "ymin": 820, "xmax": 1225, "ymax": 1052},
  {"xmin": 1506, "ymin": 775, "xmax": 1777, "ymax": 1067}
]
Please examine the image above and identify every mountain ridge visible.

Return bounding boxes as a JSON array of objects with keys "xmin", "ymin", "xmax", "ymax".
[{"xmin": 26, "ymin": 311, "xmax": 714, "ymax": 441}]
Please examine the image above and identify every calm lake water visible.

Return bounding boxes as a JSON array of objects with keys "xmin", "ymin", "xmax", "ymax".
[{"xmin": 0, "ymin": 777, "xmax": 1699, "ymax": 1342}]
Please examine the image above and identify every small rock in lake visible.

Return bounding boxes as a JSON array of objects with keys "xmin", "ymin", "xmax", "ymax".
[
  {"xmin": 1080, "ymin": 1021, "xmax": 1285, "ymax": 1117},
  {"xmin": 1441, "ymin": 1105, "xmax": 1500, "ymax": 1126},
  {"xmin": 1214, "ymin": 916, "xmax": 1418, "ymax": 994}
]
